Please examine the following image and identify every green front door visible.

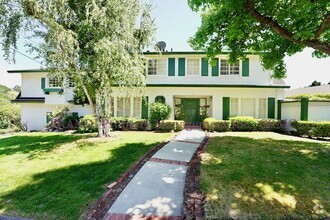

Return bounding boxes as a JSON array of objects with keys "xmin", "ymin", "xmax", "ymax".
[{"xmin": 182, "ymin": 98, "xmax": 200, "ymax": 123}]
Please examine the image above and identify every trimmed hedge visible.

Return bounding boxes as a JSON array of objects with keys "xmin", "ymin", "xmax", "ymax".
[
  {"xmin": 203, "ymin": 118, "xmax": 230, "ymax": 132},
  {"xmin": 203, "ymin": 117, "xmax": 282, "ymax": 132},
  {"xmin": 230, "ymin": 116, "xmax": 259, "ymax": 131},
  {"xmin": 159, "ymin": 120, "xmax": 185, "ymax": 132},
  {"xmin": 291, "ymin": 120, "xmax": 330, "ymax": 138},
  {"xmin": 77, "ymin": 114, "xmax": 97, "ymax": 133}
]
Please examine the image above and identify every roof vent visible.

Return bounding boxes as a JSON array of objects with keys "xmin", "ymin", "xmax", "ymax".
[{"xmin": 156, "ymin": 41, "xmax": 166, "ymax": 52}]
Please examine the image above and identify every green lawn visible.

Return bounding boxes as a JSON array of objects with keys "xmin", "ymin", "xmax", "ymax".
[
  {"xmin": 0, "ymin": 131, "xmax": 173, "ymax": 219},
  {"xmin": 202, "ymin": 133, "xmax": 330, "ymax": 219}
]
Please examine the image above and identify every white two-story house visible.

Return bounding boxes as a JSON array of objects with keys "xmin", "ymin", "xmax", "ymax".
[{"xmin": 9, "ymin": 51, "xmax": 289, "ymax": 131}]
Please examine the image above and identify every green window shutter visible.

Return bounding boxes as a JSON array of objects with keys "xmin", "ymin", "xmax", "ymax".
[
  {"xmin": 223, "ymin": 97, "xmax": 230, "ymax": 120},
  {"xmin": 201, "ymin": 58, "xmax": 208, "ymax": 76},
  {"xmin": 141, "ymin": 97, "xmax": 149, "ymax": 119},
  {"xmin": 168, "ymin": 58, "xmax": 175, "ymax": 76},
  {"xmin": 242, "ymin": 58, "xmax": 249, "ymax": 77},
  {"xmin": 300, "ymin": 98, "xmax": 309, "ymax": 121},
  {"xmin": 72, "ymin": 112, "xmax": 79, "ymax": 119},
  {"xmin": 277, "ymin": 100, "xmax": 282, "ymax": 120},
  {"xmin": 212, "ymin": 58, "xmax": 219, "ymax": 76},
  {"xmin": 178, "ymin": 58, "xmax": 185, "ymax": 76},
  {"xmin": 46, "ymin": 112, "xmax": 52, "ymax": 123},
  {"xmin": 268, "ymin": 97, "xmax": 275, "ymax": 119},
  {"xmin": 41, "ymin": 78, "xmax": 46, "ymax": 89}
]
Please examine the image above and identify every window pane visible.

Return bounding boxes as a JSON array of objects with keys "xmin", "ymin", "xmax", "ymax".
[
  {"xmin": 148, "ymin": 60, "xmax": 157, "ymax": 75},
  {"xmin": 124, "ymin": 97, "xmax": 131, "ymax": 116},
  {"xmin": 48, "ymin": 77, "xmax": 61, "ymax": 87},
  {"xmin": 230, "ymin": 98, "xmax": 238, "ymax": 116},
  {"xmin": 258, "ymin": 98, "xmax": 267, "ymax": 118},
  {"xmin": 187, "ymin": 59, "xmax": 200, "ymax": 76},
  {"xmin": 157, "ymin": 59, "xmax": 167, "ymax": 75},
  {"xmin": 220, "ymin": 59, "xmax": 229, "ymax": 75},
  {"xmin": 241, "ymin": 98, "xmax": 255, "ymax": 117},
  {"xmin": 230, "ymin": 63, "xmax": 239, "ymax": 75},
  {"xmin": 117, "ymin": 97, "xmax": 124, "ymax": 117},
  {"xmin": 133, "ymin": 97, "xmax": 141, "ymax": 118}
]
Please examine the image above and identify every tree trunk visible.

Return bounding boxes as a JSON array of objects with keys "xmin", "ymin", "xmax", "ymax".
[{"xmin": 95, "ymin": 81, "xmax": 112, "ymax": 137}]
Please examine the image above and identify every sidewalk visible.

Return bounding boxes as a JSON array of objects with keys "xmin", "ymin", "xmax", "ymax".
[{"xmin": 103, "ymin": 129, "xmax": 205, "ymax": 220}]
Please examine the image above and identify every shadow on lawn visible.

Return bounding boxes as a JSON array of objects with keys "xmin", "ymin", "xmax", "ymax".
[
  {"xmin": 202, "ymin": 136, "xmax": 330, "ymax": 219},
  {"xmin": 0, "ymin": 141, "xmax": 159, "ymax": 220},
  {"xmin": 0, "ymin": 134, "xmax": 88, "ymax": 157}
]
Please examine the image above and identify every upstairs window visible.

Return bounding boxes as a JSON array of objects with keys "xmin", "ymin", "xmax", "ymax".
[
  {"xmin": 148, "ymin": 59, "xmax": 166, "ymax": 75},
  {"xmin": 220, "ymin": 59, "xmax": 239, "ymax": 75},
  {"xmin": 48, "ymin": 77, "xmax": 61, "ymax": 87},
  {"xmin": 187, "ymin": 59, "xmax": 200, "ymax": 76}
]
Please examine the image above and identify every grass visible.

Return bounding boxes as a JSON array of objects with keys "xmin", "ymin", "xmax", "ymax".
[
  {"xmin": 0, "ymin": 131, "xmax": 173, "ymax": 219},
  {"xmin": 201, "ymin": 133, "xmax": 330, "ymax": 219}
]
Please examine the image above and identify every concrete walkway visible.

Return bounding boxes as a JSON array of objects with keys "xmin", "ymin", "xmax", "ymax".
[{"xmin": 104, "ymin": 129, "xmax": 205, "ymax": 220}]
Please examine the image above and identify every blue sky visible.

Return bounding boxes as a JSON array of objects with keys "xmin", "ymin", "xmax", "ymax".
[{"xmin": 0, "ymin": 0, "xmax": 329, "ymax": 88}]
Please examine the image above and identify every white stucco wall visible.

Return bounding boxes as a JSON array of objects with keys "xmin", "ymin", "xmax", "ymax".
[
  {"xmin": 21, "ymin": 103, "xmax": 93, "ymax": 131},
  {"xmin": 281, "ymin": 102, "xmax": 300, "ymax": 121},
  {"xmin": 145, "ymin": 55, "xmax": 272, "ymax": 86},
  {"xmin": 308, "ymin": 102, "xmax": 330, "ymax": 121},
  {"xmin": 21, "ymin": 73, "xmax": 46, "ymax": 97}
]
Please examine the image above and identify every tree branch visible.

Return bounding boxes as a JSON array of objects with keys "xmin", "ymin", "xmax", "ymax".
[
  {"xmin": 246, "ymin": 0, "xmax": 330, "ymax": 55},
  {"xmin": 315, "ymin": 12, "xmax": 330, "ymax": 38}
]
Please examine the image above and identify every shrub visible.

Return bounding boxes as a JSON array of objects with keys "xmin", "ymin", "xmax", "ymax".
[
  {"xmin": 202, "ymin": 118, "xmax": 230, "ymax": 132},
  {"xmin": 0, "ymin": 104, "xmax": 21, "ymax": 129},
  {"xmin": 149, "ymin": 102, "xmax": 172, "ymax": 129},
  {"xmin": 78, "ymin": 114, "xmax": 97, "ymax": 133},
  {"xmin": 291, "ymin": 120, "xmax": 330, "ymax": 137},
  {"xmin": 230, "ymin": 116, "xmax": 259, "ymax": 131},
  {"xmin": 111, "ymin": 117, "xmax": 135, "ymax": 131},
  {"xmin": 258, "ymin": 119, "xmax": 282, "ymax": 131},
  {"xmin": 159, "ymin": 120, "xmax": 185, "ymax": 132}
]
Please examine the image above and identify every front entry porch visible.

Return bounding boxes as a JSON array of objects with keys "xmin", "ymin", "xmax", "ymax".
[{"xmin": 174, "ymin": 96, "xmax": 211, "ymax": 124}]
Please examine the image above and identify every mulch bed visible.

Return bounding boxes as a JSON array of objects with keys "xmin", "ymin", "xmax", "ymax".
[{"xmin": 182, "ymin": 133, "xmax": 210, "ymax": 220}]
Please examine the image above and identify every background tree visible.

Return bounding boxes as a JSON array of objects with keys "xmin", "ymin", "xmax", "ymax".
[
  {"xmin": 309, "ymin": 80, "xmax": 322, "ymax": 87},
  {"xmin": 188, "ymin": 0, "xmax": 330, "ymax": 78},
  {"xmin": 0, "ymin": 0, "xmax": 155, "ymax": 137}
]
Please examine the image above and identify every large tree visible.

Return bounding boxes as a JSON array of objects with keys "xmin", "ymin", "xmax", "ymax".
[
  {"xmin": 188, "ymin": 0, "xmax": 330, "ymax": 78},
  {"xmin": 0, "ymin": 0, "xmax": 155, "ymax": 137}
]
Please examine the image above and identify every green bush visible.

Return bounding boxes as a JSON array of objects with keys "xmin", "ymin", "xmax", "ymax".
[
  {"xmin": 134, "ymin": 119, "xmax": 148, "ymax": 131},
  {"xmin": 258, "ymin": 119, "xmax": 282, "ymax": 131},
  {"xmin": 230, "ymin": 116, "xmax": 259, "ymax": 131},
  {"xmin": 202, "ymin": 118, "xmax": 230, "ymax": 132},
  {"xmin": 149, "ymin": 102, "xmax": 172, "ymax": 129},
  {"xmin": 291, "ymin": 120, "xmax": 330, "ymax": 138},
  {"xmin": 78, "ymin": 114, "xmax": 97, "ymax": 133},
  {"xmin": 111, "ymin": 117, "xmax": 135, "ymax": 131},
  {"xmin": 0, "ymin": 104, "xmax": 21, "ymax": 129},
  {"xmin": 159, "ymin": 120, "xmax": 185, "ymax": 132}
]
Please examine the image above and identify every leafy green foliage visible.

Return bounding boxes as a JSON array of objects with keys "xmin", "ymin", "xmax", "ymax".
[
  {"xmin": 77, "ymin": 114, "xmax": 98, "ymax": 133},
  {"xmin": 149, "ymin": 102, "xmax": 172, "ymax": 129},
  {"xmin": 0, "ymin": 0, "xmax": 155, "ymax": 137},
  {"xmin": 159, "ymin": 120, "xmax": 185, "ymax": 132},
  {"xmin": 230, "ymin": 116, "xmax": 259, "ymax": 131},
  {"xmin": 286, "ymin": 93, "xmax": 330, "ymax": 100},
  {"xmin": 291, "ymin": 120, "xmax": 330, "ymax": 138},
  {"xmin": 188, "ymin": 0, "xmax": 330, "ymax": 78},
  {"xmin": 203, "ymin": 118, "xmax": 230, "ymax": 132},
  {"xmin": 0, "ymin": 84, "xmax": 20, "ymax": 130}
]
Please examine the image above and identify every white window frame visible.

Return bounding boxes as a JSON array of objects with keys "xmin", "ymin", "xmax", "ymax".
[
  {"xmin": 220, "ymin": 59, "xmax": 240, "ymax": 76},
  {"xmin": 258, "ymin": 98, "xmax": 267, "ymax": 119},
  {"xmin": 46, "ymin": 76, "xmax": 62, "ymax": 88},
  {"xmin": 186, "ymin": 58, "xmax": 200, "ymax": 76},
  {"xmin": 241, "ymin": 98, "xmax": 256, "ymax": 117},
  {"xmin": 133, "ymin": 97, "xmax": 142, "ymax": 118},
  {"xmin": 147, "ymin": 59, "xmax": 167, "ymax": 76},
  {"xmin": 230, "ymin": 98, "xmax": 239, "ymax": 117},
  {"xmin": 117, "ymin": 97, "xmax": 131, "ymax": 117}
]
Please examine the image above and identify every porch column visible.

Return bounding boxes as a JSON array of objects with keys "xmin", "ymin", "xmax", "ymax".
[{"xmin": 166, "ymin": 95, "xmax": 174, "ymax": 120}]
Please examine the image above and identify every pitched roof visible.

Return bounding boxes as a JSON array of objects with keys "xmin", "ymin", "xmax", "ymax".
[{"xmin": 285, "ymin": 85, "xmax": 330, "ymax": 97}]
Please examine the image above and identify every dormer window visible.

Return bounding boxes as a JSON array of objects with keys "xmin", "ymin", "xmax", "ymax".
[
  {"xmin": 148, "ymin": 59, "xmax": 166, "ymax": 75},
  {"xmin": 48, "ymin": 77, "xmax": 62, "ymax": 87},
  {"xmin": 220, "ymin": 59, "xmax": 239, "ymax": 75},
  {"xmin": 187, "ymin": 59, "xmax": 200, "ymax": 76}
]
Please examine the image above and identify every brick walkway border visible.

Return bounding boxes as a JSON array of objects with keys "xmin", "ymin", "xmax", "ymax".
[{"xmin": 182, "ymin": 133, "xmax": 210, "ymax": 219}]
